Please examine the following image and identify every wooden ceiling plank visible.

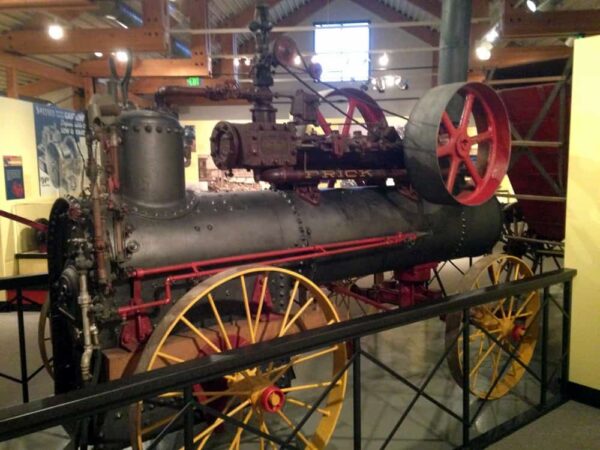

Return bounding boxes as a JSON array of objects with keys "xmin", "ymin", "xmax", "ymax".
[
  {"xmin": 348, "ymin": 0, "xmax": 439, "ymax": 46},
  {"xmin": 0, "ymin": 27, "xmax": 167, "ymax": 54},
  {"xmin": 19, "ymin": 78, "xmax": 64, "ymax": 96},
  {"xmin": 0, "ymin": 0, "xmax": 93, "ymax": 12},
  {"xmin": 503, "ymin": 9, "xmax": 600, "ymax": 39},
  {"xmin": 0, "ymin": 51, "xmax": 83, "ymax": 86}
]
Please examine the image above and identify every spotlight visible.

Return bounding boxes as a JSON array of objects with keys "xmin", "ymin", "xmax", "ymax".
[
  {"xmin": 378, "ymin": 52, "xmax": 389, "ymax": 66},
  {"xmin": 484, "ymin": 27, "xmax": 499, "ymax": 43},
  {"xmin": 94, "ymin": 51, "xmax": 103, "ymax": 58},
  {"xmin": 48, "ymin": 24, "xmax": 64, "ymax": 40},
  {"xmin": 233, "ymin": 58, "xmax": 240, "ymax": 67},
  {"xmin": 293, "ymin": 55, "xmax": 302, "ymax": 66},
  {"xmin": 526, "ymin": 0, "xmax": 537, "ymax": 12},
  {"xmin": 244, "ymin": 57, "xmax": 251, "ymax": 66},
  {"xmin": 475, "ymin": 42, "xmax": 492, "ymax": 61},
  {"xmin": 115, "ymin": 50, "xmax": 129, "ymax": 63}
]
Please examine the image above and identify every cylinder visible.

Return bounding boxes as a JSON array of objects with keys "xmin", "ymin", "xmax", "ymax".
[
  {"xmin": 120, "ymin": 187, "xmax": 502, "ymax": 281},
  {"xmin": 117, "ymin": 110, "xmax": 186, "ymax": 211}
]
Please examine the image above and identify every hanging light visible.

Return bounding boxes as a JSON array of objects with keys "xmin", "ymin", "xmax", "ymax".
[
  {"xmin": 378, "ymin": 52, "xmax": 389, "ymax": 67},
  {"xmin": 94, "ymin": 51, "xmax": 104, "ymax": 58},
  {"xmin": 475, "ymin": 41, "xmax": 492, "ymax": 61},
  {"xmin": 244, "ymin": 57, "xmax": 251, "ymax": 66},
  {"xmin": 233, "ymin": 57, "xmax": 240, "ymax": 67},
  {"xmin": 47, "ymin": 24, "xmax": 64, "ymax": 40},
  {"xmin": 115, "ymin": 50, "xmax": 129, "ymax": 63},
  {"xmin": 526, "ymin": 0, "xmax": 537, "ymax": 12},
  {"xmin": 293, "ymin": 55, "xmax": 302, "ymax": 66}
]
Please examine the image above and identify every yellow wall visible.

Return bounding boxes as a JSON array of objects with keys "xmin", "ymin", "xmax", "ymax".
[
  {"xmin": 0, "ymin": 96, "xmax": 56, "ymax": 277},
  {"xmin": 564, "ymin": 35, "xmax": 600, "ymax": 391}
]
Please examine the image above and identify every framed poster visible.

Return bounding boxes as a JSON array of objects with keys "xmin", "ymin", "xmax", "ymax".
[
  {"xmin": 34, "ymin": 104, "xmax": 87, "ymax": 197},
  {"xmin": 3, "ymin": 155, "xmax": 25, "ymax": 200}
]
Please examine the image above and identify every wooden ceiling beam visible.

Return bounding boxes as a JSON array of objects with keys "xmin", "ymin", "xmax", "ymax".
[
  {"xmin": 188, "ymin": 0, "xmax": 210, "ymax": 67},
  {"xmin": 0, "ymin": 51, "xmax": 83, "ymax": 86},
  {"xmin": 403, "ymin": 0, "xmax": 441, "ymax": 18},
  {"xmin": 0, "ymin": 0, "xmax": 94, "ymax": 12},
  {"xmin": 76, "ymin": 57, "xmax": 210, "ymax": 78},
  {"xmin": 470, "ymin": 45, "xmax": 572, "ymax": 70},
  {"xmin": 502, "ymin": 9, "xmax": 600, "ymax": 39},
  {"xmin": 348, "ymin": 0, "xmax": 439, "ymax": 46},
  {"xmin": 129, "ymin": 76, "xmax": 234, "ymax": 94},
  {"xmin": 19, "ymin": 79, "xmax": 65, "ymax": 97},
  {"xmin": 5, "ymin": 66, "xmax": 17, "ymax": 98},
  {"xmin": 0, "ymin": 27, "xmax": 168, "ymax": 54}
]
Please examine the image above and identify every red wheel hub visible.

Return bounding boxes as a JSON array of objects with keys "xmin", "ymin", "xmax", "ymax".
[{"xmin": 260, "ymin": 385, "xmax": 286, "ymax": 413}]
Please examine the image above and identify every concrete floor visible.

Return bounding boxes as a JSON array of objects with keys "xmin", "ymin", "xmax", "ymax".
[{"xmin": 1, "ymin": 257, "xmax": 594, "ymax": 449}]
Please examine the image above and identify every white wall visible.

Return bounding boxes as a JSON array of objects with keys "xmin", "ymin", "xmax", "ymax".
[{"xmin": 180, "ymin": 0, "xmax": 434, "ymax": 123}]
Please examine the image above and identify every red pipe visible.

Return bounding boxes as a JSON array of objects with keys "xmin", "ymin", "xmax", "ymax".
[
  {"xmin": 118, "ymin": 232, "xmax": 423, "ymax": 318},
  {"xmin": 0, "ymin": 210, "xmax": 48, "ymax": 232}
]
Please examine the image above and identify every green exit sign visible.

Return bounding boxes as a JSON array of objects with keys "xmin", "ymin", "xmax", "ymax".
[{"xmin": 187, "ymin": 76, "xmax": 201, "ymax": 87}]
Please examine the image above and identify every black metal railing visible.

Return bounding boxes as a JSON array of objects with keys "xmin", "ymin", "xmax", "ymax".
[
  {"xmin": 0, "ymin": 268, "xmax": 575, "ymax": 449},
  {"xmin": 0, "ymin": 273, "xmax": 49, "ymax": 403}
]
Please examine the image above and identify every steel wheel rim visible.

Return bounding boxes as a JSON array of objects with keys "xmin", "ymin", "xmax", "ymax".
[
  {"xmin": 129, "ymin": 265, "xmax": 347, "ymax": 449},
  {"xmin": 446, "ymin": 255, "xmax": 540, "ymax": 399}
]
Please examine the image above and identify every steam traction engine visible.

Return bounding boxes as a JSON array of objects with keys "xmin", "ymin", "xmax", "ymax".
[{"xmin": 46, "ymin": 7, "xmax": 541, "ymax": 449}]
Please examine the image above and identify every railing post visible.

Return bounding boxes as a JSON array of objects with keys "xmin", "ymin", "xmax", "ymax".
[
  {"xmin": 462, "ymin": 307, "xmax": 470, "ymax": 446},
  {"xmin": 16, "ymin": 287, "xmax": 29, "ymax": 403},
  {"xmin": 540, "ymin": 287, "xmax": 549, "ymax": 406},
  {"xmin": 353, "ymin": 337, "xmax": 362, "ymax": 450},
  {"xmin": 183, "ymin": 386, "xmax": 194, "ymax": 449},
  {"xmin": 561, "ymin": 280, "xmax": 572, "ymax": 396}
]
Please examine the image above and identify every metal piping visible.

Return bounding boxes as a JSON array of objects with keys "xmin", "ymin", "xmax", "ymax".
[{"xmin": 437, "ymin": 0, "xmax": 473, "ymax": 84}]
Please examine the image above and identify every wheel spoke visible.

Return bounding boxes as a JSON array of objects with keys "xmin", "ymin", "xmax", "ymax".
[
  {"xmin": 286, "ymin": 396, "xmax": 331, "ymax": 417},
  {"xmin": 514, "ymin": 291, "xmax": 536, "ymax": 317},
  {"xmin": 228, "ymin": 407, "xmax": 254, "ymax": 450},
  {"xmin": 463, "ymin": 156, "xmax": 482, "ymax": 185},
  {"xmin": 180, "ymin": 316, "xmax": 221, "ymax": 354},
  {"xmin": 194, "ymin": 399, "xmax": 251, "ymax": 445},
  {"xmin": 156, "ymin": 351, "xmax": 184, "ymax": 364},
  {"xmin": 459, "ymin": 93, "xmax": 475, "ymax": 130},
  {"xmin": 437, "ymin": 142, "xmax": 454, "ymax": 157},
  {"xmin": 441, "ymin": 111, "xmax": 456, "ymax": 135},
  {"xmin": 240, "ymin": 275, "xmax": 256, "ymax": 344},
  {"xmin": 207, "ymin": 293, "xmax": 233, "ymax": 350},
  {"xmin": 280, "ymin": 280, "xmax": 300, "ymax": 336},
  {"xmin": 276, "ymin": 409, "xmax": 315, "ymax": 449},
  {"xmin": 281, "ymin": 381, "xmax": 340, "ymax": 393},
  {"xmin": 141, "ymin": 412, "xmax": 178, "ymax": 435},
  {"xmin": 469, "ymin": 129, "xmax": 492, "ymax": 145},
  {"xmin": 342, "ymin": 102, "xmax": 357, "ymax": 137},
  {"xmin": 446, "ymin": 156, "xmax": 461, "ymax": 192},
  {"xmin": 470, "ymin": 341, "xmax": 497, "ymax": 377},
  {"xmin": 280, "ymin": 297, "xmax": 315, "ymax": 336},
  {"xmin": 253, "ymin": 273, "xmax": 269, "ymax": 339}
]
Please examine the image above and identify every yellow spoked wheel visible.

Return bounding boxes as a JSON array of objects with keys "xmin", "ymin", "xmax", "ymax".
[
  {"xmin": 446, "ymin": 254, "xmax": 540, "ymax": 399},
  {"xmin": 38, "ymin": 296, "xmax": 54, "ymax": 378},
  {"xmin": 328, "ymin": 278, "xmax": 374, "ymax": 319},
  {"xmin": 129, "ymin": 265, "xmax": 347, "ymax": 450}
]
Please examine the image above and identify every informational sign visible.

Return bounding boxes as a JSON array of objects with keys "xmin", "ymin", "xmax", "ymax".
[
  {"xmin": 34, "ymin": 104, "xmax": 87, "ymax": 197},
  {"xmin": 3, "ymin": 155, "xmax": 25, "ymax": 200}
]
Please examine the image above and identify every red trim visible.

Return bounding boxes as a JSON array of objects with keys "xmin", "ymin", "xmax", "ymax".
[
  {"xmin": 0, "ymin": 210, "xmax": 48, "ymax": 232},
  {"xmin": 118, "ymin": 232, "xmax": 422, "ymax": 318}
]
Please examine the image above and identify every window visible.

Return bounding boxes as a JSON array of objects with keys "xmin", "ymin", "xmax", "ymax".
[{"xmin": 314, "ymin": 21, "xmax": 370, "ymax": 82}]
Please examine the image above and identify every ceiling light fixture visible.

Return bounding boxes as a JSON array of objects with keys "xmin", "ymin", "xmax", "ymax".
[
  {"xmin": 48, "ymin": 24, "xmax": 64, "ymax": 40},
  {"xmin": 233, "ymin": 57, "xmax": 240, "ymax": 67},
  {"xmin": 378, "ymin": 52, "xmax": 389, "ymax": 66},
  {"xmin": 244, "ymin": 57, "xmax": 251, "ymax": 66},
  {"xmin": 526, "ymin": 0, "xmax": 537, "ymax": 12},
  {"xmin": 293, "ymin": 55, "xmax": 302, "ymax": 65},
  {"xmin": 475, "ymin": 42, "xmax": 492, "ymax": 61},
  {"xmin": 115, "ymin": 50, "xmax": 129, "ymax": 63},
  {"xmin": 94, "ymin": 51, "xmax": 103, "ymax": 58},
  {"xmin": 484, "ymin": 26, "xmax": 499, "ymax": 43}
]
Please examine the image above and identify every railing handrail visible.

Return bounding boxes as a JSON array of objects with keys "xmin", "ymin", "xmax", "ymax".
[
  {"xmin": 0, "ymin": 273, "xmax": 48, "ymax": 291},
  {"xmin": 0, "ymin": 268, "xmax": 576, "ymax": 442}
]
